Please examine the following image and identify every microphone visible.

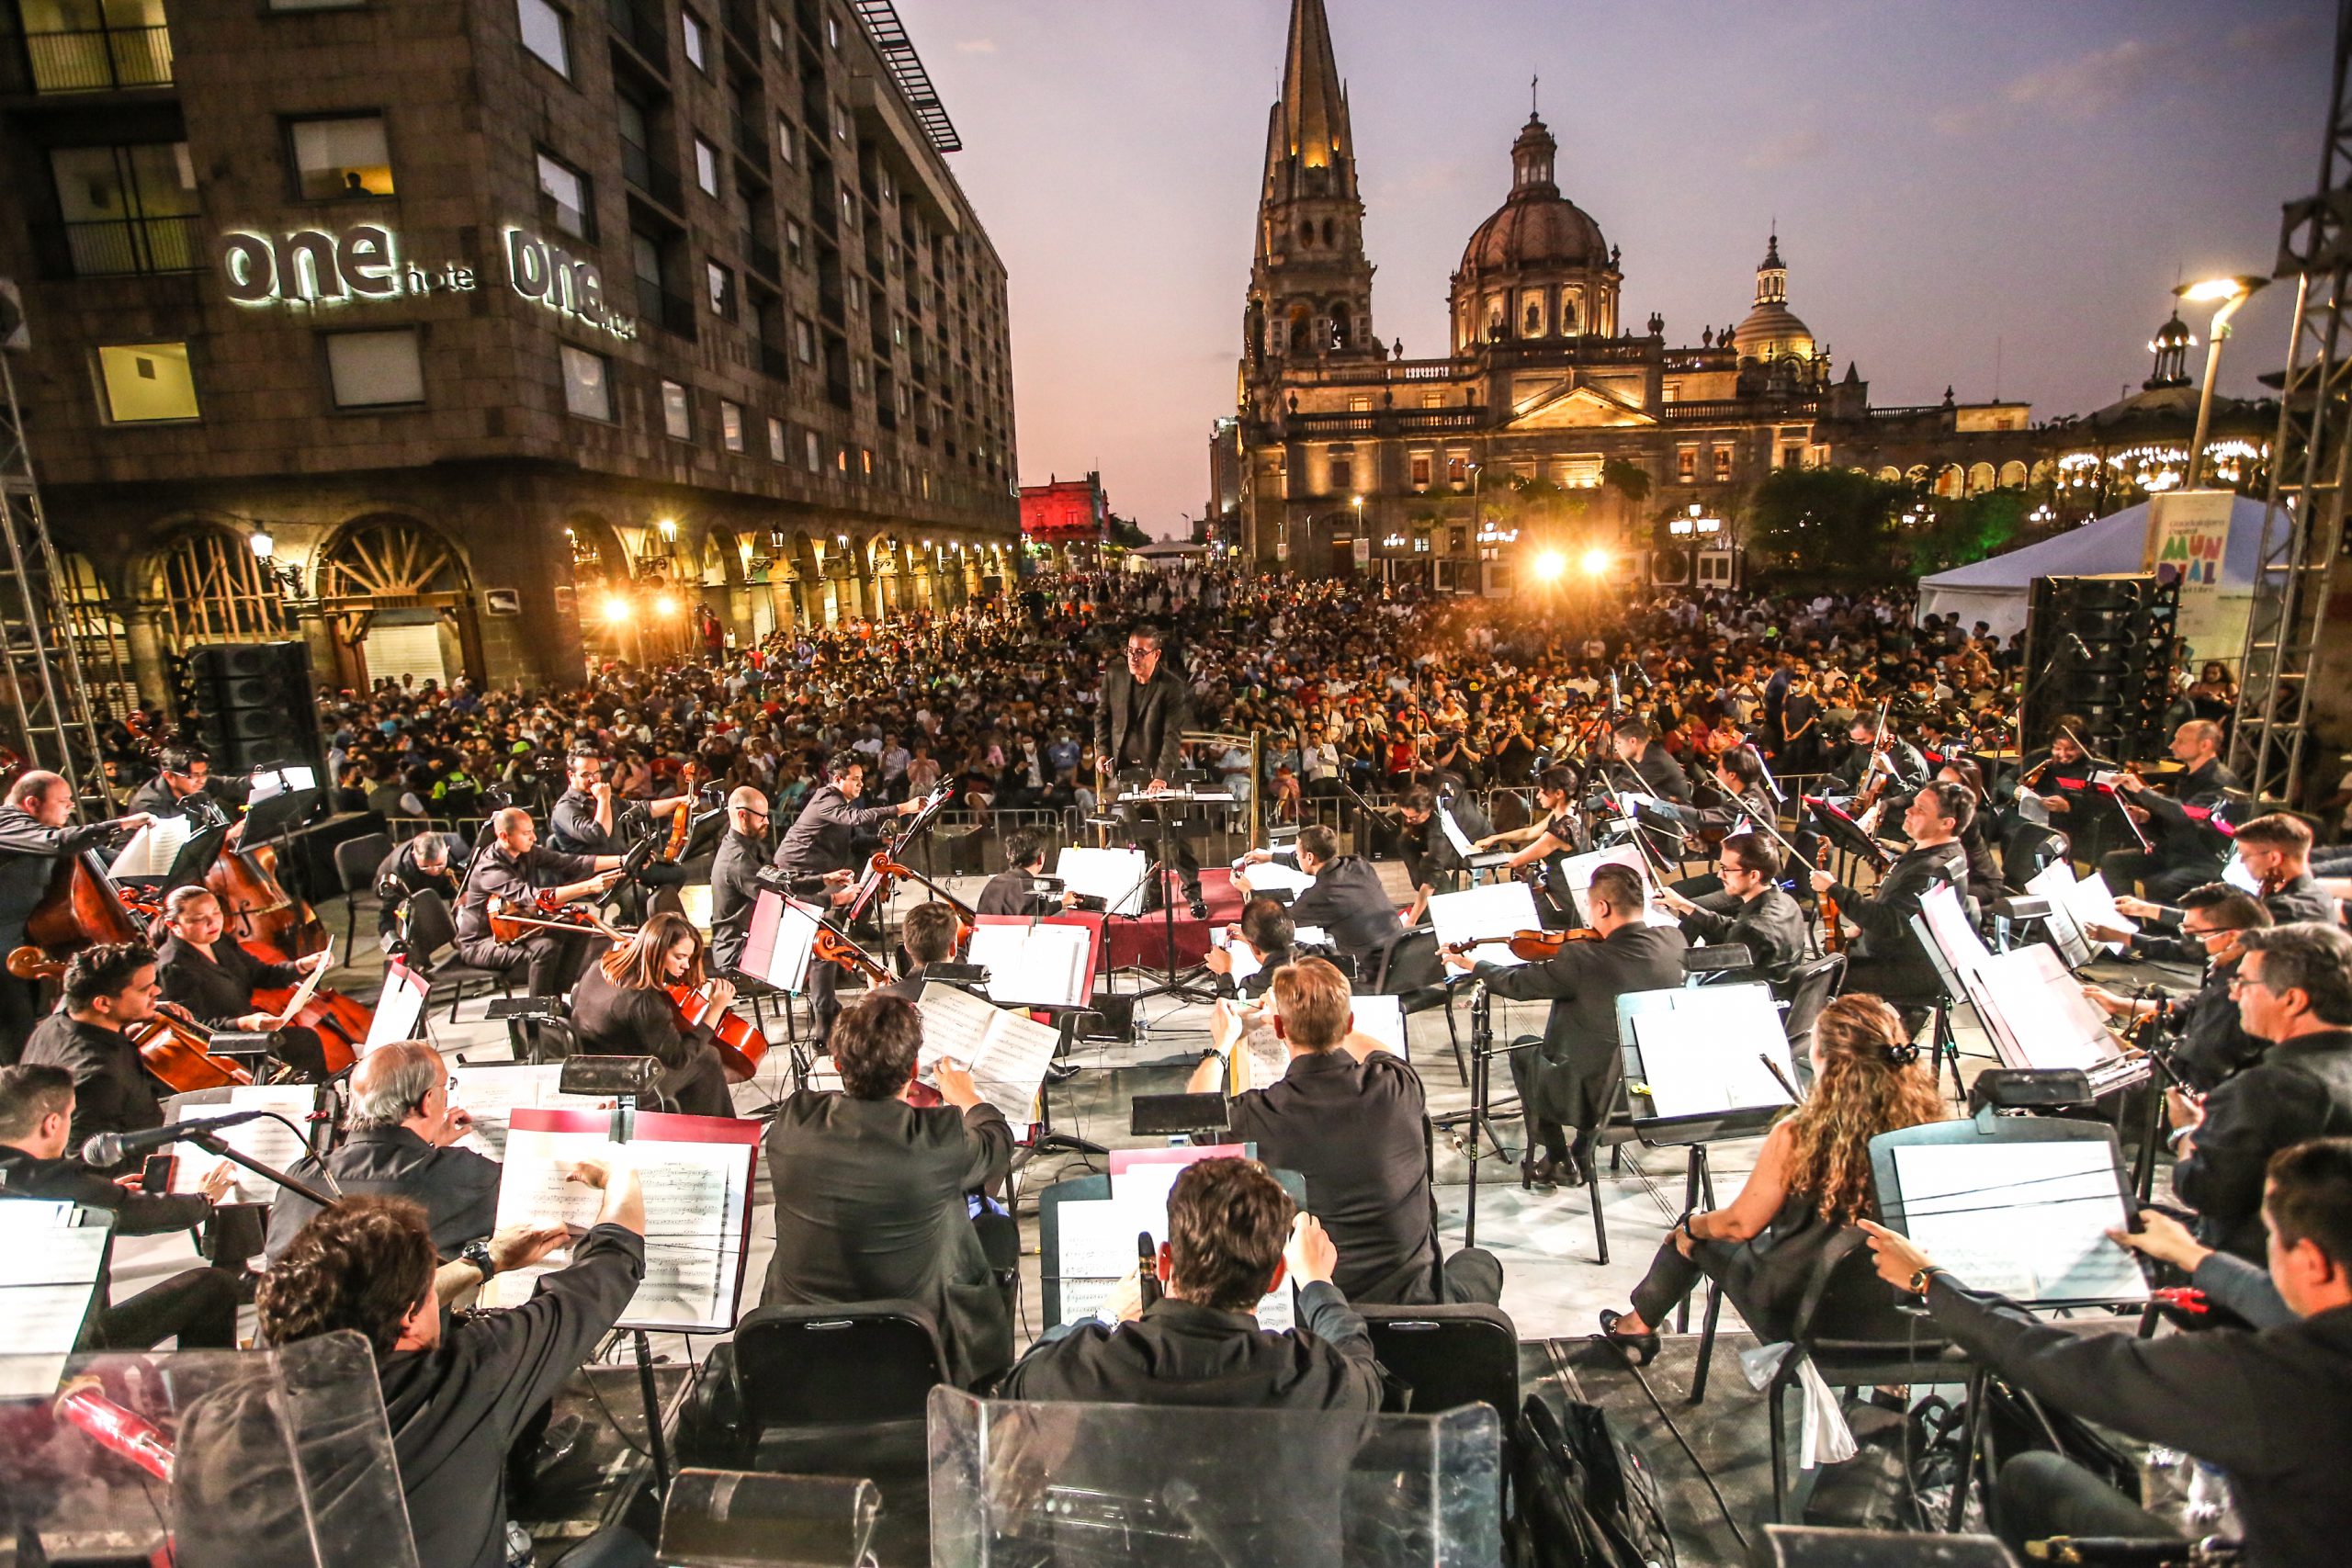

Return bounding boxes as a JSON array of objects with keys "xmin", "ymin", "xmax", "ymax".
[
  {"xmin": 82, "ymin": 1110, "xmax": 272, "ymax": 1168},
  {"xmin": 1136, "ymin": 1231, "xmax": 1162, "ymax": 1308}
]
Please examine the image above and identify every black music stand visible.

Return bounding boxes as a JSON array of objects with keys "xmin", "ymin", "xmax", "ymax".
[{"xmin": 1112, "ymin": 785, "xmax": 1219, "ymax": 1005}]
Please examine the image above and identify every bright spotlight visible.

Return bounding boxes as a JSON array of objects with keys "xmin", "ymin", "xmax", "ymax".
[
  {"xmin": 599, "ymin": 594, "xmax": 630, "ymax": 626},
  {"xmin": 653, "ymin": 593, "xmax": 680, "ymax": 617},
  {"xmin": 1579, "ymin": 547, "xmax": 1611, "ymax": 578},
  {"xmin": 1532, "ymin": 549, "xmax": 1566, "ymax": 582}
]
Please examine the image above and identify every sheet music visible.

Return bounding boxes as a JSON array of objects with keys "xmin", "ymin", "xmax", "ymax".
[
  {"xmin": 1892, "ymin": 1140, "xmax": 2147, "ymax": 1303},
  {"xmin": 1429, "ymin": 881, "xmax": 1544, "ymax": 966},
  {"xmin": 1919, "ymin": 883, "xmax": 1991, "ymax": 973},
  {"xmin": 967, "ymin": 921, "xmax": 1092, "ymax": 1009},
  {"xmin": 1053, "ymin": 1190, "xmax": 1294, "ymax": 1332},
  {"xmin": 1436, "ymin": 808, "xmax": 1477, "ymax": 862},
  {"xmin": 270, "ymin": 941, "xmax": 330, "ymax": 1026},
  {"xmin": 1968, "ymin": 944, "xmax": 2119, "ymax": 1073},
  {"xmin": 109, "ymin": 815, "xmax": 191, "ymax": 878},
  {"xmin": 1055, "ymin": 847, "xmax": 1149, "ymax": 917},
  {"xmin": 485, "ymin": 1130, "xmax": 752, "ymax": 1332},
  {"xmin": 0, "ymin": 1203, "xmax": 109, "ymax": 1398},
  {"xmin": 916, "ymin": 981, "xmax": 1063, "ymax": 1121},
  {"xmin": 1350, "ymin": 994, "xmax": 1409, "ymax": 1062},
  {"xmin": 248, "ymin": 765, "xmax": 317, "ymax": 799},
  {"xmin": 1235, "ymin": 857, "xmax": 1316, "ymax": 898},
  {"xmin": 1562, "ymin": 844, "xmax": 1678, "ymax": 928},
  {"xmin": 167, "ymin": 1086, "xmax": 317, "ymax": 1202},
  {"xmin": 741, "ymin": 891, "xmax": 820, "ymax": 992},
  {"xmin": 449, "ymin": 1064, "xmax": 609, "ymax": 1160},
  {"xmin": 2223, "ymin": 857, "xmax": 2261, "ymax": 897},
  {"xmin": 2027, "ymin": 863, "xmax": 2136, "ymax": 967},
  {"xmin": 366, "ymin": 962, "xmax": 430, "ymax": 1053},
  {"xmin": 1624, "ymin": 987, "xmax": 1795, "ymax": 1121}
]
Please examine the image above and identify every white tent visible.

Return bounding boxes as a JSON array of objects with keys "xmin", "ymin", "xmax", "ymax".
[{"xmin": 1916, "ymin": 495, "xmax": 2271, "ymax": 663}]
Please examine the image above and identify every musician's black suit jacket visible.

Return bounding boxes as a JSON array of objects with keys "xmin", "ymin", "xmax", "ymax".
[
  {"xmin": 1675, "ymin": 886, "xmax": 1807, "ymax": 989},
  {"xmin": 154, "ymin": 932, "xmax": 305, "ymax": 1029},
  {"xmin": 1283, "ymin": 856, "xmax": 1404, "ymax": 963},
  {"xmin": 1476, "ymin": 922, "xmax": 1689, "ymax": 1132},
  {"xmin": 761, "ymin": 1089, "xmax": 1015, "ymax": 1388},
  {"xmin": 1094, "ymin": 660, "xmax": 1191, "ymax": 783}
]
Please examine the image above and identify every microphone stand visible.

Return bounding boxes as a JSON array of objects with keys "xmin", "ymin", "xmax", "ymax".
[{"xmin": 187, "ymin": 1125, "xmax": 341, "ymax": 1209}]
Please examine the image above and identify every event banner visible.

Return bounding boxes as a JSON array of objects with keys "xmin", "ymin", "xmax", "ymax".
[{"xmin": 2142, "ymin": 489, "xmax": 2245, "ymax": 670}]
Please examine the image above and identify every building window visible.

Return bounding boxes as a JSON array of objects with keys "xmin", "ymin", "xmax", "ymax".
[
  {"xmin": 681, "ymin": 7, "xmax": 707, "ymax": 70},
  {"xmin": 535, "ymin": 152, "xmax": 593, "ymax": 238},
  {"xmin": 1714, "ymin": 447, "xmax": 1733, "ymax": 481},
  {"xmin": 661, "ymin": 378, "xmax": 692, "ymax": 440},
  {"xmin": 560, "ymin": 343, "xmax": 613, "ymax": 421},
  {"xmin": 1677, "ymin": 446, "xmax": 1697, "ymax": 483},
  {"xmin": 859, "ymin": 446, "xmax": 873, "ymax": 477},
  {"xmin": 720, "ymin": 399, "xmax": 744, "ymax": 451},
  {"xmin": 1445, "ymin": 455, "xmax": 1467, "ymax": 487},
  {"xmin": 784, "ymin": 219, "xmax": 806, "ymax": 266},
  {"xmin": 1329, "ymin": 457, "xmax": 1352, "ymax": 494},
  {"xmin": 831, "ymin": 100, "xmax": 849, "ymax": 143},
  {"xmin": 705, "ymin": 259, "xmax": 735, "ymax": 318},
  {"xmin": 776, "ymin": 117, "xmax": 795, "ymax": 164},
  {"xmin": 1348, "ymin": 394, "xmax": 1371, "ymax": 412},
  {"xmin": 288, "ymin": 114, "xmax": 394, "ymax": 200},
  {"xmin": 94, "ymin": 341, "xmax": 198, "ymax": 423},
  {"xmin": 793, "ymin": 316, "xmax": 815, "ymax": 363},
  {"xmin": 47, "ymin": 142, "xmax": 198, "ymax": 276},
  {"xmin": 851, "ymin": 355, "xmax": 867, "ymax": 390},
  {"xmin": 1409, "ymin": 454, "xmax": 1431, "ymax": 489},
  {"xmin": 1780, "ymin": 444, "xmax": 1804, "ymax": 470},
  {"xmin": 804, "ymin": 429, "xmax": 820, "ymax": 471},
  {"xmin": 825, "ymin": 12, "xmax": 840, "ymax": 49},
  {"xmin": 693, "ymin": 136, "xmax": 720, "ymax": 197},
  {"xmin": 766, "ymin": 415, "xmax": 786, "ymax": 461},
  {"xmin": 21, "ymin": 0, "xmax": 176, "ymax": 91},
  {"xmin": 323, "ymin": 328, "xmax": 424, "ymax": 408},
  {"xmin": 516, "ymin": 0, "xmax": 571, "ymax": 76},
  {"xmin": 1421, "ymin": 391, "xmax": 1442, "ymax": 408}
]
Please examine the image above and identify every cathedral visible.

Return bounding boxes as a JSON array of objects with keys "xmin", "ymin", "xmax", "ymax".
[{"xmin": 1221, "ymin": 0, "xmax": 2056, "ymax": 588}]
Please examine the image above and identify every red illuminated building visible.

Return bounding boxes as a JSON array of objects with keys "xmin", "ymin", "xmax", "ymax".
[{"xmin": 1020, "ymin": 472, "xmax": 1106, "ymax": 546}]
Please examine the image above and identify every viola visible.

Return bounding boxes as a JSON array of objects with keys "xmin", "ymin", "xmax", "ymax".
[
  {"xmin": 1442, "ymin": 928, "xmax": 1602, "ymax": 963},
  {"xmin": 811, "ymin": 927, "xmax": 892, "ymax": 984},
  {"xmin": 666, "ymin": 980, "xmax": 770, "ymax": 1083},
  {"xmin": 486, "ymin": 892, "xmax": 624, "ymax": 945},
  {"xmin": 661, "ymin": 761, "xmax": 702, "ymax": 864}
]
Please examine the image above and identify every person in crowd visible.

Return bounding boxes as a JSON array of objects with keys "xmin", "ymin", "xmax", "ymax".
[
  {"xmin": 255, "ymin": 1168, "xmax": 650, "ymax": 1568},
  {"xmin": 20, "ymin": 942, "xmax": 172, "ymax": 1165},
  {"xmin": 1596, "ymin": 995, "xmax": 1946, "ymax": 1359},
  {"xmin": 1211, "ymin": 956, "xmax": 1503, "ymax": 1306},
  {"xmin": 1656, "ymin": 831, "xmax": 1807, "ymax": 990},
  {"xmin": 761, "ymin": 993, "xmax": 1013, "ymax": 1387},
  {"xmin": 567, "ymin": 912, "xmax": 736, "ymax": 1119},
  {"xmin": 1860, "ymin": 1137, "xmax": 2352, "ymax": 1567},
  {"xmin": 263, "ymin": 1040, "xmax": 500, "ymax": 1261},
  {"xmin": 2170, "ymin": 923, "xmax": 2352, "ymax": 1262},
  {"xmin": 453, "ymin": 807, "xmax": 624, "ymax": 998},
  {"xmin": 0, "ymin": 1063, "xmax": 240, "ymax": 1349},
  {"xmin": 1445, "ymin": 863, "xmax": 1687, "ymax": 1189},
  {"xmin": 153, "ymin": 886, "xmax": 334, "ymax": 1081}
]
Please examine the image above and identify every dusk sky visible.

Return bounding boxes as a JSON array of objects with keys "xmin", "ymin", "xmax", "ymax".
[{"xmin": 894, "ymin": 0, "xmax": 2328, "ymax": 537}]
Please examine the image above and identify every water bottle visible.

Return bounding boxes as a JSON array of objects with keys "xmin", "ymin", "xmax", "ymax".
[
  {"xmin": 2185, "ymin": 1460, "xmax": 2242, "ymax": 1540},
  {"xmin": 2139, "ymin": 1445, "xmax": 2190, "ymax": 1523}
]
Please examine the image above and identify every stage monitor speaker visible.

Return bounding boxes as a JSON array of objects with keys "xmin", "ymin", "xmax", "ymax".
[
  {"xmin": 1756, "ymin": 1526, "xmax": 2017, "ymax": 1567},
  {"xmin": 183, "ymin": 640, "xmax": 322, "ymax": 775},
  {"xmin": 2022, "ymin": 574, "xmax": 2178, "ymax": 763}
]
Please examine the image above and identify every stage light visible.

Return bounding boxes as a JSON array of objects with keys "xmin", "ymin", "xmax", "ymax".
[
  {"xmin": 653, "ymin": 593, "xmax": 680, "ymax": 616},
  {"xmin": 248, "ymin": 528, "xmax": 275, "ymax": 559},
  {"xmin": 599, "ymin": 593, "xmax": 630, "ymax": 626},
  {"xmin": 2178, "ymin": 276, "xmax": 2260, "ymax": 305},
  {"xmin": 1532, "ymin": 549, "xmax": 1566, "ymax": 582},
  {"xmin": 1579, "ymin": 547, "xmax": 1611, "ymax": 578}
]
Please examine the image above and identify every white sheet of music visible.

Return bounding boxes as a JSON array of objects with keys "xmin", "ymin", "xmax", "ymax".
[
  {"xmin": 1892, "ymin": 1141, "xmax": 2147, "ymax": 1304},
  {"xmin": 485, "ymin": 1132, "xmax": 751, "ymax": 1332},
  {"xmin": 1562, "ymin": 844, "xmax": 1679, "ymax": 928},
  {"xmin": 1625, "ymin": 987, "xmax": 1795, "ymax": 1120},
  {"xmin": 1918, "ymin": 883, "xmax": 1992, "ymax": 973},
  {"xmin": 967, "ymin": 921, "xmax": 1092, "ymax": 1009},
  {"xmin": 917, "ymin": 981, "xmax": 1062, "ymax": 1121},
  {"xmin": 109, "ymin": 815, "xmax": 190, "ymax": 878},
  {"xmin": 1973, "ymin": 944, "xmax": 2119, "ymax": 1073},
  {"xmin": 1350, "ymin": 994, "xmax": 1409, "ymax": 1062},
  {"xmin": 0, "ymin": 1201, "xmax": 109, "ymax": 1399},
  {"xmin": 1054, "ymin": 1188, "xmax": 1295, "ymax": 1332},
  {"xmin": 449, "ymin": 1065, "xmax": 609, "ymax": 1161},
  {"xmin": 1055, "ymin": 846, "xmax": 1150, "ymax": 916},
  {"xmin": 1430, "ymin": 881, "xmax": 1544, "ymax": 967},
  {"xmin": 1235, "ymin": 857, "xmax": 1317, "ymax": 898},
  {"xmin": 166, "ymin": 1086, "xmax": 317, "ymax": 1202},
  {"xmin": 1437, "ymin": 808, "xmax": 1477, "ymax": 862},
  {"xmin": 366, "ymin": 962, "xmax": 430, "ymax": 1054},
  {"xmin": 269, "ymin": 940, "xmax": 330, "ymax": 1025},
  {"xmin": 742, "ymin": 893, "xmax": 821, "ymax": 992}
]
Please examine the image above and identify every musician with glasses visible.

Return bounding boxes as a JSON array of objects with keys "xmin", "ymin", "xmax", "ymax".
[
  {"xmin": 126, "ymin": 744, "xmax": 232, "ymax": 828},
  {"xmin": 707, "ymin": 785, "xmax": 771, "ymax": 976}
]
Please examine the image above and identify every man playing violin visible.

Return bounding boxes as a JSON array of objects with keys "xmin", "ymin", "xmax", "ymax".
[
  {"xmin": 20, "ymin": 942, "xmax": 172, "ymax": 1167},
  {"xmin": 454, "ymin": 807, "xmax": 625, "ymax": 998},
  {"xmin": 774, "ymin": 751, "xmax": 926, "ymax": 1050},
  {"xmin": 2098, "ymin": 719, "xmax": 2241, "ymax": 903},
  {"xmin": 154, "ymin": 886, "xmax": 333, "ymax": 1081},
  {"xmin": 0, "ymin": 770, "xmax": 153, "ymax": 1065},
  {"xmin": 548, "ymin": 748, "xmax": 693, "ymax": 919},
  {"xmin": 567, "ymin": 912, "xmax": 733, "ymax": 1118}
]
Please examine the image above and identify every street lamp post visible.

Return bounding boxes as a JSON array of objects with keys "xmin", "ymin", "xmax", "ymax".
[{"xmin": 2176, "ymin": 275, "xmax": 2268, "ymax": 490}]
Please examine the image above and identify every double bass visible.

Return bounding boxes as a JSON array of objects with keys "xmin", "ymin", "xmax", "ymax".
[{"xmin": 188, "ymin": 793, "xmax": 330, "ymax": 962}]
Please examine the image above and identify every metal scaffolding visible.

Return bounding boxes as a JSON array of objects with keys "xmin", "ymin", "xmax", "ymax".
[
  {"xmin": 0, "ymin": 282, "xmax": 117, "ymax": 809},
  {"xmin": 2229, "ymin": 0, "xmax": 2352, "ymax": 807}
]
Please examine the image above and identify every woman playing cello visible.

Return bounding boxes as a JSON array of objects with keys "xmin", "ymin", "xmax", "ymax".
[
  {"xmin": 568, "ymin": 912, "xmax": 736, "ymax": 1118},
  {"xmin": 154, "ymin": 886, "xmax": 334, "ymax": 1081}
]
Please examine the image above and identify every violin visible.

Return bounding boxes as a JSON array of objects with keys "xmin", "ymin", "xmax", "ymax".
[
  {"xmin": 660, "ymin": 761, "xmax": 701, "ymax": 864},
  {"xmin": 486, "ymin": 892, "xmax": 624, "ymax": 945},
  {"xmin": 1442, "ymin": 928, "xmax": 1602, "ymax": 963},
  {"xmin": 868, "ymin": 852, "xmax": 978, "ymax": 945},
  {"xmin": 665, "ymin": 980, "xmax": 770, "ymax": 1083},
  {"xmin": 811, "ymin": 927, "xmax": 892, "ymax": 984}
]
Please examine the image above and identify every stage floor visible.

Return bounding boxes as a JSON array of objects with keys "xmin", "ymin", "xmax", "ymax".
[{"xmin": 104, "ymin": 864, "xmax": 2187, "ymax": 1562}]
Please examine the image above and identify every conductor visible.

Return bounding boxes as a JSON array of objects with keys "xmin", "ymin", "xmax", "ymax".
[{"xmin": 1096, "ymin": 624, "xmax": 1207, "ymax": 920}]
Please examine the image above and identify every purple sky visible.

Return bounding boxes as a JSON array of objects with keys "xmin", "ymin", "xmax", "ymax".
[{"xmin": 895, "ymin": 0, "xmax": 2328, "ymax": 538}]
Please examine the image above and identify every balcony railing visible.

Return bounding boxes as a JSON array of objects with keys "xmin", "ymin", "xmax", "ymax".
[
  {"xmin": 620, "ymin": 141, "xmax": 684, "ymax": 212},
  {"xmin": 605, "ymin": 0, "xmax": 669, "ymax": 72},
  {"xmin": 61, "ymin": 214, "xmax": 200, "ymax": 276},
  {"xmin": 23, "ymin": 21, "xmax": 174, "ymax": 93}
]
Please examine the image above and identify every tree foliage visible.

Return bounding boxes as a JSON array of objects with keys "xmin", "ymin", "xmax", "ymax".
[
  {"xmin": 1746, "ymin": 467, "xmax": 1912, "ymax": 577},
  {"xmin": 1911, "ymin": 490, "xmax": 2026, "ymax": 574}
]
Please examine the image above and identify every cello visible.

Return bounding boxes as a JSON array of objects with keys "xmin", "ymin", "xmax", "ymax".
[
  {"xmin": 665, "ymin": 979, "xmax": 770, "ymax": 1084},
  {"xmin": 5, "ymin": 949, "xmax": 253, "ymax": 1091}
]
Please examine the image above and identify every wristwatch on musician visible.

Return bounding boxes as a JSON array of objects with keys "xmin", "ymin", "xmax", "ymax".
[
  {"xmin": 1908, "ymin": 1265, "xmax": 1944, "ymax": 1296},
  {"xmin": 460, "ymin": 1237, "xmax": 498, "ymax": 1281}
]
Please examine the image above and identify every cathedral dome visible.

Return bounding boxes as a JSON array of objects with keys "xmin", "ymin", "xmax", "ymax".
[
  {"xmin": 1733, "ymin": 231, "xmax": 1815, "ymax": 364},
  {"xmin": 1456, "ymin": 116, "xmax": 1610, "ymax": 276}
]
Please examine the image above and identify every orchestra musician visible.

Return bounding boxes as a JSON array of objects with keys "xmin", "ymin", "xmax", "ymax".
[
  {"xmin": 2006, "ymin": 720, "xmax": 2097, "ymax": 818},
  {"xmin": 706, "ymin": 785, "xmax": 771, "ymax": 976},
  {"xmin": 453, "ymin": 807, "xmax": 625, "ymax": 998},
  {"xmin": 773, "ymin": 750, "xmax": 925, "ymax": 1049},
  {"xmin": 1656, "ymin": 832, "xmax": 1807, "ymax": 990},
  {"xmin": 1606, "ymin": 716, "xmax": 1693, "ymax": 805},
  {"xmin": 1809, "ymin": 781, "xmax": 1974, "ymax": 1018},
  {"xmin": 548, "ymin": 747, "xmax": 693, "ymax": 920},
  {"xmin": 1443, "ymin": 862, "xmax": 1688, "ymax": 1190},
  {"xmin": 876, "ymin": 900, "xmax": 962, "ymax": 1003},
  {"xmin": 1395, "ymin": 785, "xmax": 1493, "ymax": 903},
  {"xmin": 125, "ymin": 744, "xmax": 232, "ymax": 828},
  {"xmin": 1932, "ymin": 757, "xmax": 2006, "ymax": 905},
  {"xmin": 1238, "ymin": 823, "xmax": 1403, "ymax": 972},
  {"xmin": 1474, "ymin": 764, "xmax": 1585, "ymax": 873},
  {"xmin": 1095, "ymin": 623, "xmax": 1208, "ymax": 919},
  {"xmin": 20, "ymin": 942, "xmax": 171, "ymax": 1166},
  {"xmin": 2098, "ymin": 719, "xmax": 2241, "ymax": 902},
  {"xmin": 976, "ymin": 829, "xmax": 1078, "ymax": 917},
  {"xmin": 153, "ymin": 886, "xmax": 333, "ymax": 1081},
  {"xmin": 1828, "ymin": 713, "xmax": 1928, "ymax": 805},
  {"xmin": 2082, "ymin": 886, "xmax": 2273, "ymax": 1093},
  {"xmin": 567, "ymin": 912, "xmax": 735, "ymax": 1119},
  {"xmin": 0, "ymin": 770, "xmax": 153, "ymax": 1065},
  {"xmin": 1205, "ymin": 897, "xmax": 1301, "ymax": 1001},
  {"xmin": 373, "ymin": 829, "xmax": 462, "ymax": 948}
]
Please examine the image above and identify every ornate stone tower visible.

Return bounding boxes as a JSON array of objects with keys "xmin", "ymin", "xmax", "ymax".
[
  {"xmin": 1241, "ymin": 0, "xmax": 1378, "ymax": 409},
  {"xmin": 2145, "ymin": 309, "xmax": 2194, "ymax": 390}
]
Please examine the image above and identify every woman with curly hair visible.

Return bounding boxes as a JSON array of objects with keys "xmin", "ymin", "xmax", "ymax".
[{"xmin": 1596, "ymin": 993, "xmax": 1949, "ymax": 1360}]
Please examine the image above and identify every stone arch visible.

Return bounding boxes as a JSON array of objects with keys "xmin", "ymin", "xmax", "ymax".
[
  {"xmin": 1327, "ymin": 299, "xmax": 1351, "ymax": 350},
  {"xmin": 1966, "ymin": 461, "xmax": 1996, "ymax": 495},
  {"xmin": 1905, "ymin": 465, "xmax": 1930, "ymax": 486},
  {"xmin": 314, "ymin": 512, "xmax": 481, "ymax": 691},
  {"xmin": 1934, "ymin": 463, "xmax": 1965, "ymax": 499},
  {"xmin": 2030, "ymin": 459, "xmax": 2057, "ymax": 488},
  {"xmin": 140, "ymin": 518, "xmax": 294, "ymax": 652},
  {"xmin": 1876, "ymin": 466, "xmax": 1903, "ymax": 483},
  {"xmin": 1998, "ymin": 459, "xmax": 2029, "ymax": 489},
  {"xmin": 563, "ymin": 513, "xmax": 630, "ymax": 582}
]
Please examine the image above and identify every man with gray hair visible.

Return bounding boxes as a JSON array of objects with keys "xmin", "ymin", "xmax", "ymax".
[
  {"xmin": 264, "ymin": 1040, "xmax": 502, "ymax": 1262},
  {"xmin": 2172, "ymin": 922, "xmax": 2352, "ymax": 1262}
]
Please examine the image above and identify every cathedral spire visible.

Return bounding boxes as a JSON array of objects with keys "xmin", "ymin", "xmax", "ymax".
[{"xmin": 1272, "ymin": 0, "xmax": 1355, "ymax": 193}]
